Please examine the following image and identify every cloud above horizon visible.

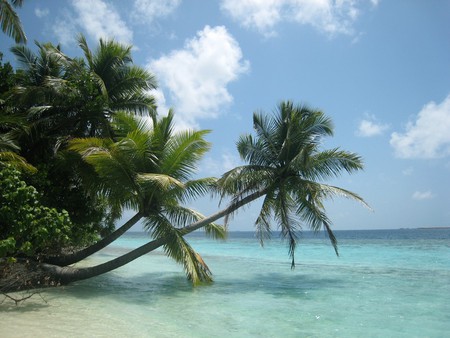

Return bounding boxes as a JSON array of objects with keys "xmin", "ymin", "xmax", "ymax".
[
  {"xmin": 390, "ymin": 94, "xmax": 450, "ymax": 159},
  {"xmin": 149, "ymin": 25, "xmax": 249, "ymax": 129},
  {"xmin": 220, "ymin": 0, "xmax": 378, "ymax": 37}
]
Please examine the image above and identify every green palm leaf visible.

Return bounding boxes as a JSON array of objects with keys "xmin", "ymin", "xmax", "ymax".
[
  {"xmin": 0, "ymin": 0, "xmax": 26, "ymax": 43},
  {"xmin": 145, "ymin": 214, "xmax": 213, "ymax": 284}
]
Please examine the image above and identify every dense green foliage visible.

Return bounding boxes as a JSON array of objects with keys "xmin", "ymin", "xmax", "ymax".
[
  {"xmin": 0, "ymin": 37, "xmax": 157, "ymax": 253},
  {"xmin": 0, "ymin": 165, "xmax": 75, "ymax": 259}
]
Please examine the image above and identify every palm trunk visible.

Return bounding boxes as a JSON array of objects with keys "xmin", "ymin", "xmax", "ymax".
[
  {"xmin": 44, "ymin": 212, "xmax": 143, "ymax": 266},
  {"xmin": 41, "ymin": 189, "xmax": 266, "ymax": 284}
]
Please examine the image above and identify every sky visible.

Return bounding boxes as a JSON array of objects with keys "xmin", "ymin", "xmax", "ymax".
[{"xmin": 1, "ymin": 0, "xmax": 450, "ymax": 231}]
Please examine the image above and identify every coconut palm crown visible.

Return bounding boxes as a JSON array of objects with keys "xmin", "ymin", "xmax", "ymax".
[
  {"xmin": 218, "ymin": 101, "xmax": 369, "ymax": 268},
  {"xmin": 69, "ymin": 111, "xmax": 224, "ymax": 284}
]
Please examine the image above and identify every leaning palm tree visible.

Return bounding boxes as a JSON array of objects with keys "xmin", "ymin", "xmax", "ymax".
[
  {"xmin": 0, "ymin": 0, "xmax": 26, "ymax": 43},
  {"xmin": 46, "ymin": 111, "xmax": 223, "ymax": 284},
  {"xmin": 41, "ymin": 101, "xmax": 367, "ymax": 286},
  {"xmin": 217, "ymin": 101, "xmax": 369, "ymax": 267}
]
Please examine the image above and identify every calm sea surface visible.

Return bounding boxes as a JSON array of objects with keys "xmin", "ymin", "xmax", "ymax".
[{"xmin": 2, "ymin": 229, "xmax": 450, "ymax": 337}]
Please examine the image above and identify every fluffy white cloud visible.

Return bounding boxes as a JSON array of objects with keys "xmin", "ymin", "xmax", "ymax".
[
  {"xmin": 356, "ymin": 114, "xmax": 389, "ymax": 137},
  {"xmin": 132, "ymin": 0, "xmax": 181, "ymax": 24},
  {"xmin": 54, "ymin": 0, "xmax": 133, "ymax": 45},
  {"xmin": 412, "ymin": 191, "xmax": 434, "ymax": 200},
  {"xmin": 72, "ymin": 0, "xmax": 133, "ymax": 43},
  {"xmin": 390, "ymin": 95, "xmax": 450, "ymax": 159},
  {"xmin": 221, "ymin": 0, "xmax": 374, "ymax": 37},
  {"xmin": 149, "ymin": 25, "xmax": 249, "ymax": 129},
  {"xmin": 220, "ymin": 0, "xmax": 283, "ymax": 37}
]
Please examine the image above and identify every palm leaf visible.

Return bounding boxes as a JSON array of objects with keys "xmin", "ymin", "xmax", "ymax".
[
  {"xmin": 145, "ymin": 215, "xmax": 213, "ymax": 284},
  {"xmin": 137, "ymin": 173, "xmax": 185, "ymax": 190},
  {"xmin": 0, "ymin": 0, "xmax": 26, "ymax": 43}
]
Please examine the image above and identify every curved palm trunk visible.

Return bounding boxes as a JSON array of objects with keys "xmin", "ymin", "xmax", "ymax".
[
  {"xmin": 41, "ymin": 190, "xmax": 266, "ymax": 284},
  {"xmin": 45, "ymin": 212, "xmax": 143, "ymax": 266}
]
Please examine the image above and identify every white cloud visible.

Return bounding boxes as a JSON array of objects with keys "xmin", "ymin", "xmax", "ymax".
[
  {"xmin": 149, "ymin": 89, "xmax": 196, "ymax": 131},
  {"xmin": 149, "ymin": 25, "xmax": 249, "ymax": 129},
  {"xmin": 221, "ymin": 0, "xmax": 373, "ymax": 37},
  {"xmin": 54, "ymin": 0, "xmax": 133, "ymax": 46},
  {"xmin": 53, "ymin": 14, "xmax": 77, "ymax": 46},
  {"xmin": 412, "ymin": 191, "xmax": 434, "ymax": 200},
  {"xmin": 220, "ymin": 0, "xmax": 283, "ymax": 37},
  {"xmin": 390, "ymin": 95, "xmax": 450, "ymax": 159},
  {"xmin": 131, "ymin": 0, "xmax": 181, "ymax": 24},
  {"xmin": 356, "ymin": 114, "xmax": 389, "ymax": 137},
  {"xmin": 35, "ymin": 7, "xmax": 49, "ymax": 18},
  {"xmin": 150, "ymin": 89, "xmax": 170, "ymax": 115},
  {"xmin": 289, "ymin": 0, "xmax": 360, "ymax": 36}
]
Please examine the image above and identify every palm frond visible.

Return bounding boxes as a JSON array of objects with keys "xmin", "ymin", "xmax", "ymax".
[
  {"xmin": 0, "ymin": 0, "xmax": 26, "ymax": 43},
  {"xmin": 298, "ymin": 180, "xmax": 371, "ymax": 210},
  {"xmin": 274, "ymin": 187, "xmax": 299, "ymax": 269},
  {"xmin": 178, "ymin": 177, "xmax": 217, "ymax": 203},
  {"xmin": 10, "ymin": 45, "xmax": 36, "ymax": 70},
  {"xmin": 251, "ymin": 113, "xmax": 279, "ymax": 164},
  {"xmin": 109, "ymin": 65, "xmax": 157, "ymax": 99},
  {"xmin": 0, "ymin": 151, "xmax": 36, "ymax": 172},
  {"xmin": 301, "ymin": 148, "xmax": 364, "ymax": 181},
  {"xmin": 254, "ymin": 191, "xmax": 275, "ymax": 245},
  {"xmin": 203, "ymin": 222, "xmax": 227, "ymax": 240},
  {"xmin": 137, "ymin": 173, "xmax": 185, "ymax": 192},
  {"xmin": 145, "ymin": 215, "xmax": 213, "ymax": 284},
  {"xmin": 77, "ymin": 34, "xmax": 93, "ymax": 69},
  {"xmin": 161, "ymin": 129, "xmax": 211, "ymax": 180}
]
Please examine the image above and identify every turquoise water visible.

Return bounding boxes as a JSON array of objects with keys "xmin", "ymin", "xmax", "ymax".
[{"xmin": 2, "ymin": 229, "xmax": 450, "ymax": 337}]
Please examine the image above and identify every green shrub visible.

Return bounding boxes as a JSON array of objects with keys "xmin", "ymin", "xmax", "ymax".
[{"xmin": 0, "ymin": 165, "xmax": 73, "ymax": 259}]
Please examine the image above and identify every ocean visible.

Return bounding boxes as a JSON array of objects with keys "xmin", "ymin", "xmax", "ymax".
[{"xmin": 2, "ymin": 229, "xmax": 450, "ymax": 337}]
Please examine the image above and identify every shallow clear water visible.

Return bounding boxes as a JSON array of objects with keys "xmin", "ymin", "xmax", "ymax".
[{"xmin": 2, "ymin": 229, "xmax": 450, "ymax": 337}]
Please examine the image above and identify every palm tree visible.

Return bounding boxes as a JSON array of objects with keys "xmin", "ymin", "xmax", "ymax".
[
  {"xmin": 76, "ymin": 34, "xmax": 156, "ymax": 116},
  {"xmin": 0, "ymin": 0, "xmax": 26, "ymax": 43},
  {"xmin": 46, "ymin": 111, "xmax": 223, "ymax": 284},
  {"xmin": 217, "ymin": 101, "xmax": 369, "ymax": 267},
  {"xmin": 41, "ymin": 101, "xmax": 367, "ymax": 285},
  {"xmin": 7, "ymin": 38, "xmax": 158, "ymax": 245},
  {"xmin": 10, "ymin": 36, "xmax": 157, "ymax": 141}
]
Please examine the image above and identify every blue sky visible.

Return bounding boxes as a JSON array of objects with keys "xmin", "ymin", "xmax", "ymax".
[{"xmin": 2, "ymin": 0, "xmax": 450, "ymax": 230}]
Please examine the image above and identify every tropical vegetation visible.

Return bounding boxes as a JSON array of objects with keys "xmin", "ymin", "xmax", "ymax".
[{"xmin": 0, "ymin": 19, "xmax": 367, "ymax": 291}]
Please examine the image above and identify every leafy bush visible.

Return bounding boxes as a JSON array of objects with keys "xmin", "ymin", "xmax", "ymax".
[{"xmin": 0, "ymin": 165, "xmax": 73, "ymax": 259}]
